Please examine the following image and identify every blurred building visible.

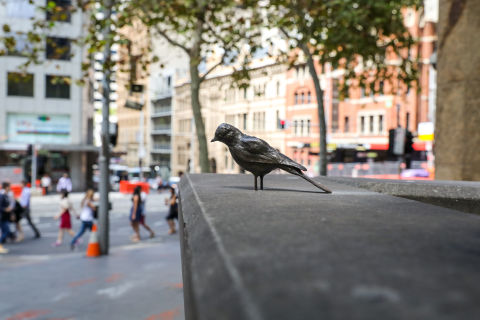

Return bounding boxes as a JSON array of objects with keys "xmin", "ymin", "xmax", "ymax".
[
  {"xmin": 114, "ymin": 20, "xmax": 151, "ymax": 170},
  {"xmin": 148, "ymin": 38, "xmax": 188, "ymax": 180},
  {"xmin": 114, "ymin": 22, "xmax": 189, "ymax": 180},
  {"xmin": 0, "ymin": 0, "xmax": 96, "ymax": 190},
  {"xmin": 172, "ymin": 58, "xmax": 287, "ymax": 175},
  {"xmin": 284, "ymin": 6, "xmax": 437, "ymax": 174}
]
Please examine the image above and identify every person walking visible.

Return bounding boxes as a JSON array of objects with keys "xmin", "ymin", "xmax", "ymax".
[
  {"xmin": 18, "ymin": 180, "xmax": 41, "ymax": 239},
  {"xmin": 165, "ymin": 186, "xmax": 178, "ymax": 235},
  {"xmin": 129, "ymin": 187, "xmax": 142, "ymax": 242},
  {"xmin": 135, "ymin": 186, "xmax": 155, "ymax": 238},
  {"xmin": 52, "ymin": 189, "xmax": 75, "ymax": 247},
  {"xmin": 70, "ymin": 189, "xmax": 96, "ymax": 250},
  {"xmin": 41, "ymin": 173, "xmax": 52, "ymax": 195},
  {"xmin": 56, "ymin": 173, "xmax": 72, "ymax": 193},
  {"xmin": 0, "ymin": 182, "xmax": 13, "ymax": 253}
]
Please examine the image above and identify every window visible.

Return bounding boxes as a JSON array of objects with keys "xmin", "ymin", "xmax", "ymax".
[
  {"xmin": 300, "ymin": 120, "xmax": 304, "ymax": 136},
  {"xmin": 344, "ymin": 116, "xmax": 349, "ymax": 133},
  {"xmin": 300, "ymin": 92, "xmax": 305, "ymax": 104},
  {"xmin": 379, "ymin": 115, "xmax": 384, "ymax": 133},
  {"xmin": 167, "ymin": 76, "xmax": 172, "ymax": 87},
  {"xmin": 307, "ymin": 119, "xmax": 311, "ymax": 135},
  {"xmin": 6, "ymin": 34, "xmax": 33, "ymax": 56},
  {"xmin": 47, "ymin": 0, "xmax": 72, "ymax": 22},
  {"xmin": 276, "ymin": 81, "xmax": 280, "ymax": 96},
  {"xmin": 406, "ymin": 112, "xmax": 410, "ymax": 130},
  {"xmin": 276, "ymin": 110, "xmax": 280, "ymax": 129},
  {"xmin": 7, "ymin": 72, "xmax": 34, "ymax": 97},
  {"xmin": 379, "ymin": 81, "xmax": 384, "ymax": 94},
  {"xmin": 360, "ymin": 116, "xmax": 365, "ymax": 133},
  {"xmin": 243, "ymin": 113, "xmax": 247, "ymax": 130},
  {"xmin": 46, "ymin": 75, "xmax": 71, "ymax": 99},
  {"xmin": 243, "ymin": 87, "xmax": 247, "ymax": 99},
  {"xmin": 294, "ymin": 93, "xmax": 298, "ymax": 105},
  {"xmin": 294, "ymin": 120, "xmax": 298, "ymax": 136},
  {"xmin": 360, "ymin": 87, "xmax": 366, "ymax": 98},
  {"xmin": 46, "ymin": 37, "xmax": 71, "ymax": 60},
  {"xmin": 6, "ymin": 0, "xmax": 35, "ymax": 18},
  {"xmin": 307, "ymin": 91, "xmax": 311, "ymax": 103}
]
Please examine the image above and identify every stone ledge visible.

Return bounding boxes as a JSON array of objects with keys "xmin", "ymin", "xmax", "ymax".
[
  {"xmin": 179, "ymin": 173, "xmax": 480, "ymax": 320},
  {"xmin": 323, "ymin": 177, "xmax": 480, "ymax": 214}
]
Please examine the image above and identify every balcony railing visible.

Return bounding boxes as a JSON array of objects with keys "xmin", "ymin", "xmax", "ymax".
[
  {"xmin": 151, "ymin": 143, "xmax": 172, "ymax": 153},
  {"xmin": 151, "ymin": 125, "xmax": 172, "ymax": 135},
  {"xmin": 151, "ymin": 106, "xmax": 172, "ymax": 117}
]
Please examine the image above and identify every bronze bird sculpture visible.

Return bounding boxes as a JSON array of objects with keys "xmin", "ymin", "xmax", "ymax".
[{"xmin": 211, "ymin": 123, "xmax": 332, "ymax": 193}]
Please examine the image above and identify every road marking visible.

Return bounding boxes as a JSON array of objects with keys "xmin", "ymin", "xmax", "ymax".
[
  {"xmin": 52, "ymin": 292, "xmax": 70, "ymax": 302},
  {"xmin": 97, "ymin": 281, "xmax": 136, "ymax": 299},
  {"xmin": 144, "ymin": 307, "xmax": 180, "ymax": 320},
  {"xmin": 68, "ymin": 278, "xmax": 97, "ymax": 288},
  {"xmin": 105, "ymin": 273, "xmax": 123, "ymax": 283},
  {"xmin": 6, "ymin": 309, "xmax": 51, "ymax": 320}
]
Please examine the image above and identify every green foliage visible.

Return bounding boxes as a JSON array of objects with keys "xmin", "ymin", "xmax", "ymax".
[{"xmin": 267, "ymin": 0, "xmax": 422, "ymax": 95}]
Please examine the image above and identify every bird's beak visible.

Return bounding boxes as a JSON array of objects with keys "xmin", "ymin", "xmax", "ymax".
[{"xmin": 210, "ymin": 137, "xmax": 217, "ymax": 142}]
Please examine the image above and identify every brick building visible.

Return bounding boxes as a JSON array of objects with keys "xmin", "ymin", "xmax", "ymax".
[{"xmin": 284, "ymin": 7, "xmax": 437, "ymax": 174}]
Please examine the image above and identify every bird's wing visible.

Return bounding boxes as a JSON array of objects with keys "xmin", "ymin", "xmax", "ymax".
[{"xmin": 238, "ymin": 135, "xmax": 307, "ymax": 171}]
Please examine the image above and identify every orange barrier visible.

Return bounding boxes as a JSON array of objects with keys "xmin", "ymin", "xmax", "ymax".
[
  {"xmin": 86, "ymin": 224, "xmax": 101, "ymax": 258},
  {"xmin": 119, "ymin": 181, "xmax": 150, "ymax": 194}
]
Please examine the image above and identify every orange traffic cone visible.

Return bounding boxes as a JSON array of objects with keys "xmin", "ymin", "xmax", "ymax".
[{"xmin": 86, "ymin": 223, "xmax": 101, "ymax": 257}]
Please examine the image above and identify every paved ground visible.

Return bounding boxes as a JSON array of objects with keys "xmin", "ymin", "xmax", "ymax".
[{"xmin": 0, "ymin": 190, "xmax": 185, "ymax": 320}]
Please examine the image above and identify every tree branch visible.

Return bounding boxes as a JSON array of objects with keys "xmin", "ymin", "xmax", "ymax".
[
  {"xmin": 153, "ymin": 25, "xmax": 190, "ymax": 55},
  {"xmin": 200, "ymin": 51, "xmax": 227, "ymax": 82}
]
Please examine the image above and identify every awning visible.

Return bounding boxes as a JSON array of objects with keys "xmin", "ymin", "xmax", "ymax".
[{"xmin": 0, "ymin": 143, "xmax": 99, "ymax": 152}]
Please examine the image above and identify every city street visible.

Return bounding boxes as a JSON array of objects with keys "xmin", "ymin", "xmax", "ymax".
[{"xmin": 0, "ymin": 190, "xmax": 184, "ymax": 320}]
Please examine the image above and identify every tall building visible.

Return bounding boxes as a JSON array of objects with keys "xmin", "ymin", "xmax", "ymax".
[
  {"xmin": 0, "ymin": 0, "xmax": 96, "ymax": 190},
  {"xmin": 114, "ymin": 20, "xmax": 151, "ymax": 170},
  {"xmin": 172, "ymin": 58, "xmax": 287, "ymax": 175},
  {"xmin": 149, "ymin": 38, "xmax": 188, "ymax": 180}
]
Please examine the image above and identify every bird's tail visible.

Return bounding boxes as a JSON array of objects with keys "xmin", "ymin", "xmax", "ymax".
[{"xmin": 281, "ymin": 166, "xmax": 332, "ymax": 193}]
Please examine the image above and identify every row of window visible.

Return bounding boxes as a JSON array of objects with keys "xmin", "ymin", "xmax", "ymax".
[
  {"xmin": 4, "ymin": 0, "xmax": 72, "ymax": 22},
  {"xmin": 293, "ymin": 119, "xmax": 311, "ymax": 137},
  {"xmin": 343, "ymin": 115, "xmax": 384, "ymax": 134},
  {"xmin": 6, "ymin": 72, "xmax": 70, "ymax": 99},
  {"xmin": 7, "ymin": 35, "xmax": 71, "ymax": 61},
  {"xmin": 294, "ymin": 91, "xmax": 312, "ymax": 105}
]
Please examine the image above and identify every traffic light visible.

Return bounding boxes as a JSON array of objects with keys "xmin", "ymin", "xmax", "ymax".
[
  {"xmin": 109, "ymin": 123, "xmax": 118, "ymax": 146},
  {"xmin": 404, "ymin": 130, "xmax": 413, "ymax": 154},
  {"xmin": 280, "ymin": 120, "xmax": 286, "ymax": 129}
]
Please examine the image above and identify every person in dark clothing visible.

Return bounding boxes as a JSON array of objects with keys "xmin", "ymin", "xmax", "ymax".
[
  {"xmin": 129, "ymin": 186, "xmax": 142, "ymax": 242},
  {"xmin": 0, "ymin": 182, "xmax": 14, "ymax": 251},
  {"xmin": 165, "ymin": 186, "xmax": 178, "ymax": 234}
]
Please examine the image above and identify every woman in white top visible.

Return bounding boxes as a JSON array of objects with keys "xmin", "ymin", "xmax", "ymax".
[
  {"xmin": 70, "ymin": 189, "xmax": 96, "ymax": 250},
  {"xmin": 52, "ymin": 190, "xmax": 76, "ymax": 247}
]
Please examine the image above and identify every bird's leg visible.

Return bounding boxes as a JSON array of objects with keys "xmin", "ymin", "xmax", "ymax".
[
  {"xmin": 254, "ymin": 175, "xmax": 258, "ymax": 191},
  {"xmin": 260, "ymin": 175, "xmax": 264, "ymax": 190}
]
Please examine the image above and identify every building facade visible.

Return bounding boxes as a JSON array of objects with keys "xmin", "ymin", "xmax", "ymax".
[
  {"xmin": 0, "ymin": 0, "xmax": 96, "ymax": 190},
  {"xmin": 172, "ymin": 60, "xmax": 287, "ymax": 175},
  {"xmin": 284, "ymin": 7, "xmax": 437, "ymax": 174}
]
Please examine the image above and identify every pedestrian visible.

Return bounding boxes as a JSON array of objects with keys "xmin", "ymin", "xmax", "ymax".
[
  {"xmin": 156, "ymin": 176, "xmax": 163, "ymax": 191},
  {"xmin": 0, "ymin": 182, "xmax": 14, "ymax": 253},
  {"xmin": 56, "ymin": 173, "xmax": 72, "ymax": 193},
  {"xmin": 129, "ymin": 186, "xmax": 142, "ymax": 242},
  {"xmin": 41, "ymin": 173, "xmax": 52, "ymax": 195},
  {"xmin": 70, "ymin": 189, "xmax": 96, "ymax": 250},
  {"xmin": 52, "ymin": 189, "xmax": 75, "ymax": 247},
  {"xmin": 18, "ymin": 180, "xmax": 41, "ymax": 239},
  {"xmin": 165, "ymin": 186, "xmax": 178, "ymax": 235},
  {"xmin": 135, "ymin": 186, "xmax": 155, "ymax": 238}
]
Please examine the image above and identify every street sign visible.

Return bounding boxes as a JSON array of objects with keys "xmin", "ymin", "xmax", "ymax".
[
  {"xmin": 125, "ymin": 100, "xmax": 143, "ymax": 110},
  {"xmin": 418, "ymin": 122, "xmax": 434, "ymax": 141}
]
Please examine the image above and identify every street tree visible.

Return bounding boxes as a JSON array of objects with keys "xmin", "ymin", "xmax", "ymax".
[
  {"xmin": 119, "ymin": 0, "xmax": 262, "ymax": 173},
  {"xmin": 265, "ymin": 0, "xmax": 421, "ymax": 175}
]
